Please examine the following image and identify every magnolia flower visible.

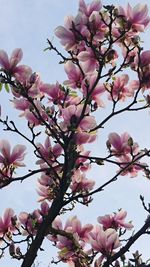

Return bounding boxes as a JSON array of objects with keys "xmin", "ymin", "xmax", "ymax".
[
  {"xmin": 55, "ymin": 16, "xmax": 77, "ymax": 51},
  {"xmin": 0, "ymin": 49, "xmax": 23, "ymax": 73},
  {"xmin": 0, "ymin": 140, "xmax": 26, "ymax": 168},
  {"xmin": 88, "ymin": 11, "xmax": 107, "ymax": 42},
  {"xmin": 107, "ymin": 132, "xmax": 139, "ymax": 157},
  {"xmin": 0, "ymin": 49, "xmax": 32, "ymax": 83},
  {"xmin": 118, "ymin": 3, "xmax": 150, "ymax": 32},
  {"xmin": 98, "ymin": 209, "xmax": 133, "ymax": 230},
  {"xmin": 70, "ymin": 169, "xmax": 95, "ymax": 193},
  {"xmin": 107, "ymin": 74, "xmax": 134, "ymax": 102},
  {"xmin": 36, "ymin": 136, "xmax": 62, "ymax": 165},
  {"xmin": 78, "ymin": 48, "xmax": 99, "ymax": 73},
  {"xmin": 19, "ymin": 209, "xmax": 42, "ymax": 235},
  {"xmin": 117, "ymin": 154, "xmax": 145, "ymax": 178},
  {"xmin": 64, "ymin": 216, "xmax": 93, "ymax": 241},
  {"xmin": 40, "ymin": 82, "xmax": 65, "ymax": 104},
  {"xmin": 89, "ymin": 225, "xmax": 121, "ymax": 255},
  {"xmin": 37, "ymin": 173, "xmax": 58, "ymax": 202},
  {"xmin": 64, "ymin": 61, "xmax": 84, "ymax": 88},
  {"xmin": 79, "ymin": 0, "xmax": 102, "ymax": 17},
  {"xmin": 60, "ymin": 104, "xmax": 97, "ymax": 144},
  {"xmin": 81, "ymin": 74, "xmax": 105, "ymax": 107}
]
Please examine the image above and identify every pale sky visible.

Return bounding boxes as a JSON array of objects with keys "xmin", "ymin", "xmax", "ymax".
[{"xmin": 0, "ymin": 1, "xmax": 150, "ymax": 266}]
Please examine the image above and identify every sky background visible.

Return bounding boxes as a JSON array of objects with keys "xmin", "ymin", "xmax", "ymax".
[{"xmin": 0, "ymin": 0, "xmax": 150, "ymax": 266}]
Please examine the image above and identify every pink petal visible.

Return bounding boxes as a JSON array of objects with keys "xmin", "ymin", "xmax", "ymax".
[
  {"xmin": 11, "ymin": 144, "xmax": 26, "ymax": 164},
  {"xmin": 0, "ymin": 140, "xmax": 11, "ymax": 159},
  {"xmin": 3, "ymin": 208, "xmax": 14, "ymax": 226},
  {"xmin": 0, "ymin": 50, "xmax": 10, "ymax": 69},
  {"xmin": 10, "ymin": 48, "xmax": 23, "ymax": 69}
]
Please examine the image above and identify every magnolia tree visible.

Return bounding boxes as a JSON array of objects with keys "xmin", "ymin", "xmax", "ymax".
[{"xmin": 0, "ymin": 0, "xmax": 150, "ymax": 267}]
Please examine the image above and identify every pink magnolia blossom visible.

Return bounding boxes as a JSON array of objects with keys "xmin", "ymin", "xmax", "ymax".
[
  {"xmin": 64, "ymin": 61, "xmax": 84, "ymax": 88},
  {"xmin": 140, "ymin": 50, "xmax": 150, "ymax": 67},
  {"xmin": 0, "ymin": 49, "xmax": 23, "ymax": 73},
  {"xmin": 19, "ymin": 209, "xmax": 42, "ymax": 236},
  {"xmin": 98, "ymin": 209, "xmax": 133, "ymax": 230},
  {"xmin": 64, "ymin": 216, "xmax": 93, "ymax": 242},
  {"xmin": 79, "ymin": 0, "xmax": 102, "ymax": 17},
  {"xmin": 70, "ymin": 169, "xmax": 95, "ymax": 193},
  {"xmin": 0, "ymin": 49, "xmax": 33, "ymax": 85},
  {"xmin": 40, "ymin": 82, "xmax": 65, "ymax": 104},
  {"xmin": 76, "ymin": 146, "xmax": 91, "ymax": 172},
  {"xmin": 36, "ymin": 136, "xmax": 62, "ymax": 165},
  {"xmin": 55, "ymin": 11, "xmax": 89, "ymax": 52},
  {"xmin": 55, "ymin": 16, "xmax": 77, "ymax": 51},
  {"xmin": 128, "ymin": 51, "xmax": 150, "ymax": 90},
  {"xmin": 117, "ymin": 154, "xmax": 145, "ymax": 178},
  {"xmin": 75, "ymin": 129, "xmax": 97, "ymax": 144},
  {"xmin": 37, "ymin": 172, "xmax": 59, "ymax": 202},
  {"xmin": 23, "ymin": 100, "xmax": 50, "ymax": 126},
  {"xmin": 118, "ymin": 4, "xmax": 150, "ymax": 32},
  {"xmin": 0, "ymin": 208, "xmax": 16, "ymax": 235},
  {"xmin": 81, "ymin": 74, "xmax": 105, "ymax": 107},
  {"xmin": 12, "ymin": 98, "xmax": 30, "ymax": 112},
  {"xmin": 88, "ymin": 11, "xmax": 107, "ymax": 42},
  {"xmin": 13, "ymin": 71, "xmax": 44, "ymax": 99},
  {"xmin": 0, "ymin": 140, "xmax": 26, "ymax": 168},
  {"xmin": 107, "ymin": 132, "xmax": 139, "ymax": 157},
  {"xmin": 89, "ymin": 225, "xmax": 121, "ymax": 255},
  {"xmin": 60, "ymin": 104, "xmax": 97, "ymax": 144},
  {"xmin": 37, "ymin": 184, "xmax": 54, "ymax": 202},
  {"xmin": 38, "ymin": 201, "xmax": 49, "ymax": 216},
  {"xmin": 78, "ymin": 48, "xmax": 99, "ymax": 73},
  {"xmin": 107, "ymin": 74, "xmax": 134, "ymax": 102},
  {"xmin": 139, "ymin": 51, "xmax": 150, "ymax": 89}
]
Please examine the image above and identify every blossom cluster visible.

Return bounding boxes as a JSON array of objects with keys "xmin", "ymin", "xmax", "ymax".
[
  {"xmin": 48, "ymin": 209, "xmax": 133, "ymax": 265},
  {"xmin": 107, "ymin": 132, "xmax": 146, "ymax": 177}
]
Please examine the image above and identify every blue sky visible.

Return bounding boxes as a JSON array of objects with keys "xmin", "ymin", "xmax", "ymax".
[{"xmin": 0, "ymin": 0, "xmax": 150, "ymax": 266}]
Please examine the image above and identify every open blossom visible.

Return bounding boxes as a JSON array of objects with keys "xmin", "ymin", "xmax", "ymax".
[
  {"xmin": 88, "ymin": 11, "xmax": 107, "ymax": 42},
  {"xmin": 70, "ymin": 169, "xmax": 95, "ymax": 193},
  {"xmin": 19, "ymin": 210, "xmax": 42, "ymax": 236},
  {"xmin": 0, "ymin": 49, "xmax": 32, "ymax": 83},
  {"xmin": 36, "ymin": 136, "xmax": 62, "ymax": 165},
  {"xmin": 89, "ymin": 225, "xmax": 121, "ymax": 255},
  {"xmin": 40, "ymin": 82, "xmax": 65, "ymax": 104},
  {"xmin": 22, "ymin": 100, "xmax": 50, "ymax": 126},
  {"xmin": 78, "ymin": 48, "xmax": 99, "ymax": 73},
  {"xmin": 98, "ymin": 209, "xmax": 133, "ymax": 230},
  {"xmin": 64, "ymin": 61, "xmax": 84, "ymax": 88},
  {"xmin": 55, "ymin": 16, "xmax": 78, "ymax": 51},
  {"xmin": 37, "ymin": 172, "xmax": 59, "ymax": 202},
  {"xmin": 107, "ymin": 132, "xmax": 139, "ymax": 157},
  {"xmin": 79, "ymin": 0, "xmax": 102, "ymax": 18},
  {"xmin": 61, "ymin": 104, "xmax": 97, "ymax": 144},
  {"xmin": 118, "ymin": 154, "xmax": 145, "ymax": 178},
  {"xmin": 118, "ymin": 4, "xmax": 150, "ymax": 32},
  {"xmin": 0, "ymin": 140, "xmax": 26, "ymax": 168},
  {"xmin": 127, "ymin": 51, "xmax": 150, "ymax": 90},
  {"xmin": 0, "ymin": 49, "xmax": 23, "ymax": 73},
  {"xmin": 107, "ymin": 74, "xmax": 134, "ymax": 102},
  {"xmin": 75, "ymin": 145, "xmax": 91, "ymax": 172},
  {"xmin": 81, "ymin": 74, "xmax": 105, "ymax": 107}
]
